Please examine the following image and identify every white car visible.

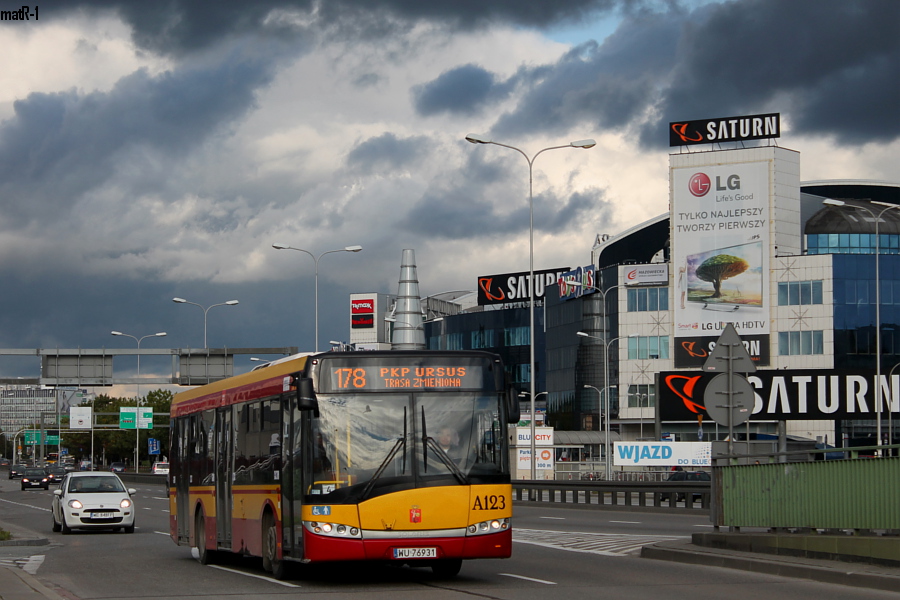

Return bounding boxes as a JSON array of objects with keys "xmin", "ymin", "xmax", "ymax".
[
  {"xmin": 51, "ymin": 472, "xmax": 137, "ymax": 534},
  {"xmin": 151, "ymin": 462, "xmax": 169, "ymax": 475}
]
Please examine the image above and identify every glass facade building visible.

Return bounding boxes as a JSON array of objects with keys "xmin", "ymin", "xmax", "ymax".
[
  {"xmin": 424, "ymin": 307, "xmax": 544, "ymax": 399},
  {"xmin": 413, "ymin": 180, "xmax": 900, "ymax": 449}
]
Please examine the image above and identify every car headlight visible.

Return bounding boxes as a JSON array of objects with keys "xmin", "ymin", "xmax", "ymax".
[
  {"xmin": 68, "ymin": 499, "xmax": 83, "ymax": 509},
  {"xmin": 120, "ymin": 498, "xmax": 132, "ymax": 508}
]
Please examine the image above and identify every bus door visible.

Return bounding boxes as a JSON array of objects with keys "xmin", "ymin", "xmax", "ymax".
[
  {"xmin": 280, "ymin": 393, "xmax": 295, "ymax": 557},
  {"xmin": 175, "ymin": 417, "xmax": 191, "ymax": 543},
  {"xmin": 215, "ymin": 407, "xmax": 233, "ymax": 547}
]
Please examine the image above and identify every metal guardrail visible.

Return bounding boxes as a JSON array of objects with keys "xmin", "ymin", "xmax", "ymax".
[{"xmin": 512, "ymin": 480, "xmax": 710, "ymax": 511}]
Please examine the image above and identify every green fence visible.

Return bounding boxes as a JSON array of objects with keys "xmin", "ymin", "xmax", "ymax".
[{"xmin": 713, "ymin": 446, "xmax": 900, "ymax": 531}]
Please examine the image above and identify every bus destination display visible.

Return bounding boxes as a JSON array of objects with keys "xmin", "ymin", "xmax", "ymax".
[{"xmin": 325, "ymin": 363, "xmax": 485, "ymax": 391}]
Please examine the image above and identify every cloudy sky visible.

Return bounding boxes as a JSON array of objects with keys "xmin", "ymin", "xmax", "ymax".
[{"xmin": 0, "ymin": 0, "xmax": 897, "ymax": 384}]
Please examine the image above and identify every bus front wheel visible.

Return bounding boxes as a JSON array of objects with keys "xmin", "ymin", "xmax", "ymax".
[
  {"xmin": 262, "ymin": 514, "xmax": 286, "ymax": 579},
  {"xmin": 432, "ymin": 559, "xmax": 462, "ymax": 579}
]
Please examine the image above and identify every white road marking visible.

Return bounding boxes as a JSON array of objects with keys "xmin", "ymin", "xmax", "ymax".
[
  {"xmin": 0, "ymin": 555, "xmax": 45, "ymax": 574},
  {"xmin": 514, "ymin": 528, "xmax": 685, "ymax": 557},
  {"xmin": 609, "ymin": 520, "xmax": 641, "ymax": 524},
  {"xmin": 499, "ymin": 573, "xmax": 557, "ymax": 585},
  {"xmin": 154, "ymin": 531, "xmax": 170, "ymax": 536},
  {"xmin": 209, "ymin": 565, "xmax": 300, "ymax": 588},
  {"xmin": 538, "ymin": 516, "xmax": 565, "ymax": 520},
  {"xmin": 0, "ymin": 497, "xmax": 51, "ymax": 512},
  {"xmin": 23, "ymin": 555, "xmax": 45, "ymax": 574}
]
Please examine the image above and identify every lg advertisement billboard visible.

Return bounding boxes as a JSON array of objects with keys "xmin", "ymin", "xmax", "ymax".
[{"xmin": 671, "ymin": 160, "xmax": 771, "ymax": 367}]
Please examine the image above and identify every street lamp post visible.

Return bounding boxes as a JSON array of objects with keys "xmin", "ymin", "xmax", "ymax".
[
  {"xmin": 566, "ymin": 280, "xmax": 629, "ymax": 347},
  {"xmin": 518, "ymin": 391, "xmax": 548, "ymax": 425},
  {"xmin": 582, "ymin": 384, "xmax": 614, "ymax": 478},
  {"xmin": 823, "ymin": 199, "xmax": 900, "ymax": 453},
  {"xmin": 111, "ymin": 331, "xmax": 166, "ymax": 473},
  {"xmin": 630, "ymin": 392, "xmax": 649, "ymax": 439},
  {"xmin": 466, "ymin": 134, "xmax": 595, "ymax": 479},
  {"xmin": 888, "ymin": 361, "xmax": 900, "ymax": 450},
  {"xmin": 577, "ymin": 331, "xmax": 637, "ymax": 480},
  {"xmin": 172, "ymin": 298, "xmax": 239, "ymax": 348},
  {"xmin": 272, "ymin": 243, "xmax": 363, "ymax": 352}
]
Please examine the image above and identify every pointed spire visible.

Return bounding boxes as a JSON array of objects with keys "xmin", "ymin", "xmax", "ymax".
[{"xmin": 392, "ymin": 249, "xmax": 425, "ymax": 350}]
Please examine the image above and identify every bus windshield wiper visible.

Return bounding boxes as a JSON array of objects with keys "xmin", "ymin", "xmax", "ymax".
[
  {"xmin": 361, "ymin": 407, "xmax": 407, "ymax": 499},
  {"xmin": 422, "ymin": 407, "xmax": 468, "ymax": 484},
  {"xmin": 424, "ymin": 436, "xmax": 469, "ymax": 484}
]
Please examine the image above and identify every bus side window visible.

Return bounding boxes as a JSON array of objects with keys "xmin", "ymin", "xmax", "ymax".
[{"xmin": 235, "ymin": 405, "xmax": 250, "ymax": 485}]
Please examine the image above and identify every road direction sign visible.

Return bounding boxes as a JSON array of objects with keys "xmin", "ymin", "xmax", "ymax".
[
  {"xmin": 703, "ymin": 323, "xmax": 756, "ymax": 373},
  {"xmin": 24, "ymin": 431, "xmax": 61, "ymax": 445},
  {"xmin": 703, "ymin": 372, "xmax": 754, "ymax": 427},
  {"xmin": 119, "ymin": 407, "xmax": 153, "ymax": 430}
]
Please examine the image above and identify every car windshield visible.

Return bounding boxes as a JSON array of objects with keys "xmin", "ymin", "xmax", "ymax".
[
  {"xmin": 68, "ymin": 476, "xmax": 125, "ymax": 493},
  {"xmin": 24, "ymin": 468, "xmax": 45, "ymax": 476}
]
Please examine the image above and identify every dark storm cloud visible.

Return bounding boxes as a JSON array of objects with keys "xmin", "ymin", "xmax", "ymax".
[
  {"xmin": 398, "ymin": 150, "xmax": 608, "ymax": 239},
  {"xmin": 412, "ymin": 10, "xmax": 683, "ymax": 137},
  {"xmin": 647, "ymin": 0, "xmax": 900, "ymax": 147},
  {"xmin": 59, "ymin": 0, "xmax": 627, "ymax": 56},
  {"xmin": 0, "ymin": 53, "xmax": 275, "ymax": 224},
  {"xmin": 413, "ymin": 64, "xmax": 507, "ymax": 117},
  {"xmin": 400, "ymin": 186, "xmax": 608, "ymax": 239},
  {"xmin": 346, "ymin": 133, "xmax": 430, "ymax": 174},
  {"xmin": 491, "ymin": 30, "xmax": 679, "ymax": 139},
  {"xmin": 425, "ymin": 0, "xmax": 899, "ymax": 149},
  {"xmin": 0, "ymin": 270, "xmax": 356, "ymax": 373}
]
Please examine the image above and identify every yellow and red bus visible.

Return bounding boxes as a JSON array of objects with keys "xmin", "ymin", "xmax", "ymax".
[{"xmin": 169, "ymin": 350, "xmax": 518, "ymax": 578}]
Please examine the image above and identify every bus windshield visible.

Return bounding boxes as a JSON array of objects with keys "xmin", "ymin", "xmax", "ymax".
[{"xmin": 303, "ymin": 391, "xmax": 506, "ymax": 504}]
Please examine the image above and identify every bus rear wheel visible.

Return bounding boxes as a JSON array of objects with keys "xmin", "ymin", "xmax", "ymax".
[
  {"xmin": 194, "ymin": 512, "xmax": 214, "ymax": 565},
  {"xmin": 262, "ymin": 514, "xmax": 286, "ymax": 579},
  {"xmin": 432, "ymin": 559, "xmax": 462, "ymax": 579}
]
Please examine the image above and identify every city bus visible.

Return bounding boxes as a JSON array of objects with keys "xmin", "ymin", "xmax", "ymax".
[{"xmin": 169, "ymin": 350, "xmax": 518, "ymax": 579}]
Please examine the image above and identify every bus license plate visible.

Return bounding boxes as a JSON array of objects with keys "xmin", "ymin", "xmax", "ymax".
[
  {"xmin": 392, "ymin": 547, "xmax": 437, "ymax": 559},
  {"xmin": 92, "ymin": 512, "xmax": 115, "ymax": 519}
]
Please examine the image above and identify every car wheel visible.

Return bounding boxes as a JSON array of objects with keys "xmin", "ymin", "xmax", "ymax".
[
  {"xmin": 124, "ymin": 522, "xmax": 135, "ymax": 534},
  {"xmin": 61, "ymin": 517, "xmax": 71, "ymax": 535},
  {"xmin": 51, "ymin": 513, "xmax": 61, "ymax": 533}
]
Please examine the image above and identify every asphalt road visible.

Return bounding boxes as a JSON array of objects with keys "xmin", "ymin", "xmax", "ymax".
[{"xmin": 1, "ymin": 475, "xmax": 897, "ymax": 600}]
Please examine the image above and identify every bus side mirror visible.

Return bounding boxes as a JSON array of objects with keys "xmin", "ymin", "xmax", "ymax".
[
  {"xmin": 506, "ymin": 386, "xmax": 520, "ymax": 424},
  {"xmin": 296, "ymin": 377, "xmax": 319, "ymax": 418}
]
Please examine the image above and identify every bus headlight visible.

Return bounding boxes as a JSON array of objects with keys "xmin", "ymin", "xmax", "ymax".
[
  {"xmin": 467, "ymin": 518, "xmax": 509, "ymax": 536},
  {"xmin": 303, "ymin": 521, "xmax": 362, "ymax": 539}
]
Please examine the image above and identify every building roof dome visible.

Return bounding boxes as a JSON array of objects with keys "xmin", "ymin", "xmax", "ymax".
[{"xmin": 805, "ymin": 198, "xmax": 900, "ymax": 235}]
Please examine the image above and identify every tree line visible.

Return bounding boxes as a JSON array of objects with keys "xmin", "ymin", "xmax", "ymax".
[{"xmin": 57, "ymin": 389, "xmax": 173, "ymax": 467}]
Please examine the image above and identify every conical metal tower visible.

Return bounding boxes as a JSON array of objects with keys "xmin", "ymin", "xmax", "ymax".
[{"xmin": 391, "ymin": 249, "xmax": 425, "ymax": 350}]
